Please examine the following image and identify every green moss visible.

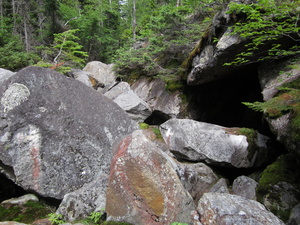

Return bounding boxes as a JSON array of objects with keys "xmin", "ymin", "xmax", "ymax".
[
  {"xmin": 257, "ymin": 154, "xmax": 300, "ymax": 197},
  {"xmin": 256, "ymin": 153, "xmax": 300, "ymax": 222},
  {"xmin": 152, "ymin": 128, "xmax": 163, "ymax": 140},
  {"xmin": 0, "ymin": 200, "xmax": 52, "ymax": 223},
  {"xmin": 224, "ymin": 127, "xmax": 258, "ymax": 161},
  {"xmin": 139, "ymin": 123, "xmax": 149, "ymax": 130}
]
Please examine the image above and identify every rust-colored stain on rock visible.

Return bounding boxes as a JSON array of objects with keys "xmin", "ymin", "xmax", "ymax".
[{"xmin": 126, "ymin": 161, "xmax": 165, "ymax": 216}]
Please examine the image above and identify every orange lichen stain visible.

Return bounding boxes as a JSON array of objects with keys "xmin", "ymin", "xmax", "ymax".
[
  {"xmin": 126, "ymin": 161, "xmax": 165, "ymax": 216},
  {"xmin": 106, "ymin": 182, "xmax": 128, "ymax": 217}
]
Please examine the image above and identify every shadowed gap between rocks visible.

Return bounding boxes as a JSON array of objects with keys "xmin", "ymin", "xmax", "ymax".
[
  {"xmin": 144, "ymin": 110, "xmax": 171, "ymax": 125},
  {"xmin": 186, "ymin": 66, "xmax": 273, "ymax": 136},
  {"xmin": 0, "ymin": 161, "xmax": 62, "ymax": 208},
  {"xmin": 0, "ymin": 172, "xmax": 62, "ymax": 208},
  {"xmin": 172, "ymin": 66, "xmax": 287, "ymax": 183}
]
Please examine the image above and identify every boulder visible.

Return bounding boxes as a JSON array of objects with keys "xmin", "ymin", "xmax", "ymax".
[
  {"xmin": 175, "ymin": 161, "xmax": 218, "ymax": 204},
  {"xmin": 83, "ymin": 61, "xmax": 115, "ymax": 86},
  {"xmin": 0, "ymin": 66, "xmax": 137, "ymax": 199},
  {"xmin": 208, "ymin": 178, "xmax": 230, "ymax": 194},
  {"xmin": 186, "ymin": 4, "xmax": 244, "ymax": 85},
  {"xmin": 198, "ymin": 193, "xmax": 285, "ymax": 225},
  {"xmin": 56, "ymin": 173, "xmax": 108, "ymax": 221},
  {"xmin": 104, "ymin": 82, "xmax": 152, "ymax": 122},
  {"xmin": 131, "ymin": 77, "xmax": 186, "ymax": 119},
  {"xmin": 1, "ymin": 194, "xmax": 38, "ymax": 206},
  {"xmin": 0, "ymin": 68, "xmax": 15, "ymax": 83},
  {"xmin": 256, "ymin": 153, "xmax": 300, "ymax": 222},
  {"xmin": 287, "ymin": 203, "xmax": 300, "ymax": 225},
  {"xmin": 106, "ymin": 130, "xmax": 195, "ymax": 225},
  {"xmin": 69, "ymin": 69, "xmax": 93, "ymax": 88},
  {"xmin": 159, "ymin": 119, "xmax": 272, "ymax": 168},
  {"xmin": 104, "ymin": 82, "xmax": 131, "ymax": 100},
  {"xmin": 232, "ymin": 175, "xmax": 258, "ymax": 200}
]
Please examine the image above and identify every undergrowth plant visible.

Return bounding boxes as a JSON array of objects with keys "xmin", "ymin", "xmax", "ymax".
[
  {"xmin": 224, "ymin": 0, "xmax": 300, "ymax": 66},
  {"xmin": 48, "ymin": 213, "xmax": 65, "ymax": 225}
]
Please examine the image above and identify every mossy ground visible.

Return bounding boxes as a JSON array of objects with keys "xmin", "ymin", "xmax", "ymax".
[{"xmin": 0, "ymin": 200, "xmax": 53, "ymax": 223}]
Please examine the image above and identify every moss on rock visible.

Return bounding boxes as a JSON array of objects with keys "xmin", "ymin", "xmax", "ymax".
[
  {"xmin": 256, "ymin": 153, "xmax": 300, "ymax": 222},
  {"xmin": 0, "ymin": 200, "xmax": 53, "ymax": 224}
]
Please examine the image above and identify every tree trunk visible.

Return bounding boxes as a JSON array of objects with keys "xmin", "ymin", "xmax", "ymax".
[
  {"xmin": 12, "ymin": 0, "xmax": 17, "ymax": 33},
  {"xmin": 132, "ymin": 0, "xmax": 136, "ymax": 48},
  {"xmin": 176, "ymin": 0, "xmax": 181, "ymax": 7},
  {"xmin": 23, "ymin": 17, "xmax": 29, "ymax": 52}
]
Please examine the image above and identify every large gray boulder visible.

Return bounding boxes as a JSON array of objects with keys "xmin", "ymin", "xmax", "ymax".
[
  {"xmin": 0, "ymin": 68, "xmax": 15, "ymax": 83},
  {"xmin": 131, "ymin": 77, "xmax": 186, "ymax": 119},
  {"xmin": 83, "ymin": 61, "xmax": 115, "ymax": 86},
  {"xmin": 104, "ymin": 82, "xmax": 152, "ymax": 123},
  {"xmin": 159, "ymin": 119, "xmax": 272, "ymax": 168},
  {"xmin": 106, "ymin": 130, "xmax": 195, "ymax": 225},
  {"xmin": 198, "ymin": 193, "xmax": 285, "ymax": 225},
  {"xmin": 0, "ymin": 66, "xmax": 137, "ymax": 199},
  {"xmin": 186, "ymin": 3, "xmax": 245, "ymax": 85}
]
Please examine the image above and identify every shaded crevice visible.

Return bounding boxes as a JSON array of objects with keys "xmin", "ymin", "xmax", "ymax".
[
  {"xmin": 144, "ymin": 110, "xmax": 171, "ymax": 125},
  {"xmin": 186, "ymin": 66, "xmax": 272, "ymax": 135}
]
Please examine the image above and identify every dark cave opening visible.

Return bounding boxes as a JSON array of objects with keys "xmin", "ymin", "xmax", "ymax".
[{"xmin": 186, "ymin": 66, "xmax": 273, "ymax": 136}]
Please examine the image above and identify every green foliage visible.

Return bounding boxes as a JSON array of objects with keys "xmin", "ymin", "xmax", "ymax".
[
  {"xmin": 243, "ymin": 87, "xmax": 300, "ymax": 118},
  {"xmin": 53, "ymin": 29, "xmax": 88, "ymax": 67},
  {"xmin": 88, "ymin": 211, "xmax": 105, "ymax": 224},
  {"xmin": 224, "ymin": 0, "xmax": 300, "ymax": 66},
  {"xmin": 48, "ymin": 213, "xmax": 65, "ymax": 225},
  {"xmin": 0, "ymin": 201, "xmax": 52, "ymax": 223},
  {"xmin": 243, "ymin": 82, "xmax": 300, "ymax": 142},
  {"xmin": 0, "ymin": 34, "xmax": 40, "ymax": 70}
]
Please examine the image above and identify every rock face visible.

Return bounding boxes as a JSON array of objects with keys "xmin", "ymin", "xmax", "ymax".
[
  {"xmin": 175, "ymin": 162, "xmax": 219, "ymax": 204},
  {"xmin": 232, "ymin": 175, "xmax": 258, "ymax": 200},
  {"xmin": 104, "ymin": 82, "xmax": 152, "ymax": 122},
  {"xmin": 187, "ymin": 5, "xmax": 244, "ymax": 85},
  {"xmin": 106, "ymin": 130, "xmax": 195, "ymax": 225},
  {"xmin": 0, "ymin": 66, "xmax": 137, "ymax": 199},
  {"xmin": 159, "ymin": 119, "xmax": 272, "ymax": 168},
  {"xmin": 198, "ymin": 193, "xmax": 285, "ymax": 225},
  {"xmin": 70, "ymin": 69, "xmax": 93, "ymax": 88},
  {"xmin": 287, "ymin": 203, "xmax": 300, "ymax": 225},
  {"xmin": 0, "ymin": 68, "xmax": 15, "ymax": 83},
  {"xmin": 258, "ymin": 58, "xmax": 300, "ymax": 153},
  {"xmin": 57, "ymin": 173, "xmax": 108, "ymax": 221},
  {"xmin": 83, "ymin": 61, "xmax": 115, "ymax": 86},
  {"xmin": 131, "ymin": 77, "xmax": 185, "ymax": 120}
]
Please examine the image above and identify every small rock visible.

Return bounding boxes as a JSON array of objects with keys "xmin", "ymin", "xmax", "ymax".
[
  {"xmin": 198, "ymin": 193, "xmax": 285, "ymax": 225},
  {"xmin": 208, "ymin": 178, "xmax": 230, "ymax": 194},
  {"xmin": 1, "ymin": 194, "xmax": 38, "ymax": 206},
  {"xmin": 232, "ymin": 175, "xmax": 258, "ymax": 200}
]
